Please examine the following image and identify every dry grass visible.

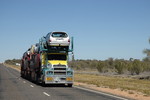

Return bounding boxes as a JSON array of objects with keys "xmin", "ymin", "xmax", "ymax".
[
  {"xmin": 4, "ymin": 63, "xmax": 21, "ymax": 70},
  {"xmin": 74, "ymin": 73, "xmax": 150, "ymax": 96}
]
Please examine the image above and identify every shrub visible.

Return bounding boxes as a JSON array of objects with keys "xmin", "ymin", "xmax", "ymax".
[
  {"xmin": 97, "ymin": 61, "xmax": 106, "ymax": 73},
  {"xmin": 114, "ymin": 60, "xmax": 126, "ymax": 74},
  {"xmin": 132, "ymin": 60, "xmax": 143, "ymax": 75}
]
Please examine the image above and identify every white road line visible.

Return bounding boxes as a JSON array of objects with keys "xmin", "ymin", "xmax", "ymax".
[
  {"xmin": 43, "ymin": 92, "xmax": 50, "ymax": 97},
  {"xmin": 74, "ymin": 86, "xmax": 128, "ymax": 100},
  {"xmin": 30, "ymin": 85, "xmax": 34, "ymax": 87},
  {"xmin": 23, "ymin": 81, "xmax": 26, "ymax": 83}
]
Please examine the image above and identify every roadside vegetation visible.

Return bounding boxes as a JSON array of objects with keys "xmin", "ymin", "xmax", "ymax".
[
  {"xmin": 69, "ymin": 39, "xmax": 150, "ymax": 76},
  {"xmin": 4, "ymin": 59, "xmax": 21, "ymax": 70},
  {"xmin": 74, "ymin": 73, "xmax": 150, "ymax": 96},
  {"xmin": 5, "ymin": 59, "xmax": 21, "ymax": 65},
  {"xmin": 69, "ymin": 58, "xmax": 150, "ymax": 75}
]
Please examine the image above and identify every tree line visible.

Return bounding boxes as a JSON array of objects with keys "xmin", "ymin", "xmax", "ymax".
[
  {"xmin": 5, "ymin": 59, "xmax": 21, "ymax": 65},
  {"xmin": 69, "ymin": 38, "xmax": 150, "ymax": 75},
  {"xmin": 69, "ymin": 58, "xmax": 150, "ymax": 75}
]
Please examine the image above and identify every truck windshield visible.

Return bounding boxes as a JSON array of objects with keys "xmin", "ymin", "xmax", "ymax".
[
  {"xmin": 53, "ymin": 65, "xmax": 66, "ymax": 67},
  {"xmin": 48, "ymin": 54, "xmax": 67, "ymax": 60}
]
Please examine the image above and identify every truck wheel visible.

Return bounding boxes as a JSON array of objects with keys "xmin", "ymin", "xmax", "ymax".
[
  {"xmin": 21, "ymin": 73, "xmax": 24, "ymax": 78},
  {"xmin": 35, "ymin": 75, "xmax": 39, "ymax": 85},
  {"xmin": 67, "ymin": 84, "xmax": 73, "ymax": 87},
  {"xmin": 42, "ymin": 82, "xmax": 46, "ymax": 87}
]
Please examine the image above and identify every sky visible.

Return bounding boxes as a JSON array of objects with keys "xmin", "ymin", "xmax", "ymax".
[{"xmin": 0, "ymin": 0, "xmax": 150, "ymax": 62}]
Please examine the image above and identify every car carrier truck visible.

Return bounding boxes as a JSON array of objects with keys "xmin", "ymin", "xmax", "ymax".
[{"xmin": 21, "ymin": 32, "xmax": 74, "ymax": 87}]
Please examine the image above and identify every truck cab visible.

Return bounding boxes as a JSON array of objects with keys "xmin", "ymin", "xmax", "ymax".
[{"xmin": 41, "ymin": 53, "xmax": 73, "ymax": 87}]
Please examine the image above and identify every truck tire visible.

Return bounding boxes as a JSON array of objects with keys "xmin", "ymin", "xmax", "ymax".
[
  {"xmin": 21, "ymin": 71, "xmax": 24, "ymax": 78},
  {"xmin": 42, "ymin": 82, "xmax": 46, "ymax": 87},
  {"xmin": 35, "ymin": 74, "xmax": 40, "ymax": 85},
  {"xmin": 67, "ymin": 84, "xmax": 73, "ymax": 87}
]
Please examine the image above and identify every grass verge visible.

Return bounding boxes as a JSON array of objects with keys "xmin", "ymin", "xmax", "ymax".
[
  {"xmin": 74, "ymin": 73, "xmax": 150, "ymax": 96},
  {"xmin": 4, "ymin": 63, "xmax": 20, "ymax": 70}
]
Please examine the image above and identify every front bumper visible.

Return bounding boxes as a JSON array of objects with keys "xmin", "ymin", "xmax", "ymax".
[{"xmin": 44, "ymin": 76, "xmax": 73, "ymax": 84}]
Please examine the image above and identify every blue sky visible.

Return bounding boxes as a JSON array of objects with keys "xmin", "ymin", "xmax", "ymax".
[{"xmin": 0, "ymin": 0, "xmax": 150, "ymax": 62}]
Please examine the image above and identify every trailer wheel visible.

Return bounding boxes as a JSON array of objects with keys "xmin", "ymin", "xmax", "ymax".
[
  {"xmin": 35, "ymin": 75, "xmax": 40, "ymax": 85},
  {"xmin": 21, "ymin": 71, "xmax": 24, "ymax": 78}
]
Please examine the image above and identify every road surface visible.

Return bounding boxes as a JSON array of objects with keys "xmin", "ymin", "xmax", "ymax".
[{"xmin": 0, "ymin": 64, "xmax": 128, "ymax": 100}]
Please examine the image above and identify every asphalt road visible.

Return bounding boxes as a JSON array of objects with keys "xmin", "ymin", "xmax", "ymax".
[{"xmin": 0, "ymin": 64, "xmax": 129, "ymax": 100}]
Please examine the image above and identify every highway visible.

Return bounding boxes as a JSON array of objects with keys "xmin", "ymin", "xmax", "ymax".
[{"xmin": 0, "ymin": 64, "xmax": 129, "ymax": 100}]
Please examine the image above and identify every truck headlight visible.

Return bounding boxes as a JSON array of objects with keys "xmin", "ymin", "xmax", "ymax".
[
  {"xmin": 67, "ymin": 71, "xmax": 73, "ymax": 75},
  {"xmin": 47, "ymin": 62, "xmax": 52, "ymax": 68},
  {"xmin": 46, "ymin": 71, "xmax": 53, "ymax": 75}
]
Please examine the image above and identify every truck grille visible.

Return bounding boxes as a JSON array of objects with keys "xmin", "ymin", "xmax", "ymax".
[
  {"xmin": 53, "ymin": 65, "xmax": 66, "ymax": 75},
  {"xmin": 54, "ymin": 72, "xmax": 66, "ymax": 75},
  {"xmin": 54, "ymin": 68, "xmax": 66, "ymax": 70}
]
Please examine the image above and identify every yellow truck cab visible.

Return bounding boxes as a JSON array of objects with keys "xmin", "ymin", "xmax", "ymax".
[{"xmin": 41, "ymin": 53, "xmax": 73, "ymax": 87}]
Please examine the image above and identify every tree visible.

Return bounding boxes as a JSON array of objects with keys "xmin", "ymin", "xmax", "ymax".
[
  {"xmin": 114, "ymin": 60, "xmax": 126, "ymax": 74},
  {"xmin": 97, "ymin": 61, "xmax": 106, "ymax": 73},
  {"xmin": 132, "ymin": 59, "xmax": 143, "ymax": 75},
  {"xmin": 106, "ymin": 58, "xmax": 114, "ymax": 69},
  {"xmin": 143, "ymin": 38, "xmax": 150, "ymax": 61}
]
